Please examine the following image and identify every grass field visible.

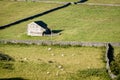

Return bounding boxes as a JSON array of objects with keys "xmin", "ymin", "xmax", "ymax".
[
  {"xmin": 0, "ymin": 1, "xmax": 119, "ymax": 80},
  {"xmin": 0, "ymin": 1, "xmax": 61, "ymax": 26},
  {"xmin": 36, "ymin": 0, "xmax": 120, "ymax": 4},
  {"xmin": 0, "ymin": 1, "xmax": 120, "ymax": 42},
  {"xmin": 0, "ymin": 44, "xmax": 110, "ymax": 80},
  {"xmin": 37, "ymin": 0, "xmax": 78, "ymax": 2},
  {"xmin": 87, "ymin": 0, "xmax": 120, "ymax": 4},
  {"xmin": 114, "ymin": 47, "xmax": 120, "ymax": 57}
]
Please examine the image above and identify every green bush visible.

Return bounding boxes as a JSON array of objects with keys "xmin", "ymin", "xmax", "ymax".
[
  {"xmin": 116, "ymin": 74, "xmax": 120, "ymax": 80},
  {"xmin": 116, "ymin": 53, "xmax": 120, "ymax": 68},
  {"xmin": 110, "ymin": 53, "xmax": 120, "ymax": 75},
  {"xmin": 110, "ymin": 61, "xmax": 120, "ymax": 75},
  {"xmin": 0, "ymin": 61, "xmax": 14, "ymax": 70},
  {"xmin": 68, "ymin": 68, "xmax": 110, "ymax": 80}
]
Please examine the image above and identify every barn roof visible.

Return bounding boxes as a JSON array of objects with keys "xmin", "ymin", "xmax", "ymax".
[
  {"xmin": 31, "ymin": 21, "xmax": 48, "ymax": 29},
  {"xmin": 28, "ymin": 21, "xmax": 51, "ymax": 34}
]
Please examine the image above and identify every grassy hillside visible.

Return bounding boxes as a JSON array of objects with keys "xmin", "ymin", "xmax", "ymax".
[
  {"xmin": 0, "ymin": 1, "xmax": 119, "ymax": 80},
  {"xmin": 0, "ymin": 44, "xmax": 110, "ymax": 80},
  {"xmin": 0, "ymin": 1, "xmax": 61, "ymax": 26},
  {"xmin": 0, "ymin": 2, "xmax": 120, "ymax": 42},
  {"xmin": 114, "ymin": 47, "xmax": 120, "ymax": 56},
  {"xmin": 1, "ymin": 0, "xmax": 120, "ymax": 4},
  {"xmin": 87, "ymin": 0, "xmax": 120, "ymax": 4},
  {"xmin": 111, "ymin": 47, "xmax": 120, "ymax": 78},
  {"xmin": 39, "ymin": 0, "xmax": 78, "ymax": 2},
  {"xmin": 36, "ymin": 0, "xmax": 120, "ymax": 4}
]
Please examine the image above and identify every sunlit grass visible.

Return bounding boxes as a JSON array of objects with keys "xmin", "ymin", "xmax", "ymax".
[
  {"xmin": 87, "ymin": 0, "xmax": 120, "ymax": 4},
  {"xmin": 114, "ymin": 47, "xmax": 120, "ymax": 57},
  {"xmin": 0, "ymin": 3, "xmax": 120, "ymax": 42},
  {"xmin": 33, "ymin": 0, "xmax": 120, "ymax": 4},
  {"xmin": 39, "ymin": 0, "xmax": 78, "ymax": 2},
  {"xmin": 0, "ymin": 44, "xmax": 109, "ymax": 80},
  {"xmin": 0, "ymin": 1, "xmax": 61, "ymax": 26}
]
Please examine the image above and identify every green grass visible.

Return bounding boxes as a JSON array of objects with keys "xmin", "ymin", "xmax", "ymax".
[
  {"xmin": 0, "ymin": 2, "xmax": 120, "ymax": 42},
  {"xmin": 0, "ymin": 0, "xmax": 78, "ymax": 2},
  {"xmin": 31, "ymin": 0, "xmax": 120, "ymax": 4},
  {"xmin": 0, "ymin": 1, "xmax": 61, "ymax": 26},
  {"xmin": 38, "ymin": 0, "xmax": 78, "ymax": 2},
  {"xmin": 87, "ymin": 0, "xmax": 120, "ymax": 4},
  {"xmin": 0, "ymin": 44, "xmax": 110, "ymax": 80},
  {"xmin": 0, "ymin": 1, "xmax": 117, "ymax": 80},
  {"xmin": 111, "ymin": 47, "xmax": 120, "ymax": 78},
  {"xmin": 114, "ymin": 47, "xmax": 120, "ymax": 57}
]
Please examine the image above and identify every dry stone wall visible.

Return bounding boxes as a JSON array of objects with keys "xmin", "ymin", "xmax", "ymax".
[
  {"xmin": 0, "ymin": 39, "xmax": 120, "ymax": 79},
  {"xmin": 0, "ymin": 3, "xmax": 71, "ymax": 29},
  {"xmin": 0, "ymin": 39, "xmax": 120, "ymax": 47},
  {"xmin": 105, "ymin": 44, "xmax": 117, "ymax": 79},
  {"xmin": 0, "ymin": 1, "xmax": 120, "ymax": 79}
]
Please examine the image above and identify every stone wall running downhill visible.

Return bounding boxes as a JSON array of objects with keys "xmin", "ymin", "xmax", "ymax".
[{"xmin": 105, "ymin": 43, "xmax": 117, "ymax": 79}]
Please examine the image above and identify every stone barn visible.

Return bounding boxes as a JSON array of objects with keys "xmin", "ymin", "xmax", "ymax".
[{"xmin": 27, "ymin": 21, "xmax": 51, "ymax": 36}]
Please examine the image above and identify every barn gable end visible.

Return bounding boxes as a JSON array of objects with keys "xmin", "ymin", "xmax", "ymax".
[{"xmin": 27, "ymin": 21, "xmax": 51, "ymax": 36}]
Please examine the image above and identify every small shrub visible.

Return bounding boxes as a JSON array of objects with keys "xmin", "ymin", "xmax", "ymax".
[
  {"xmin": 0, "ymin": 62, "xmax": 14, "ymax": 70},
  {"xmin": 0, "ymin": 52, "xmax": 14, "ymax": 61},
  {"xmin": 68, "ymin": 68, "xmax": 110, "ymax": 80},
  {"xmin": 116, "ymin": 53, "xmax": 120, "ymax": 68},
  {"xmin": 110, "ymin": 61, "xmax": 120, "ymax": 75},
  {"xmin": 110, "ymin": 53, "xmax": 120, "ymax": 75},
  {"xmin": 116, "ymin": 74, "xmax": 120, "ymax": 80}
]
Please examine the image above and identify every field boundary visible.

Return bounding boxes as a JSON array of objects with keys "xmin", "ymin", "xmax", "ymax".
[
  {"xmin": 31, "ymin": 1, "xmax": 68, "ymax": 4},
  {"xmin": 0, "ymin": 3, "xmax": 71, "ymax": 29},
  {"xmin": 0, "ymin": 1, "xmax": 120, "ymax": 79},
  {"xmin": 0, "ymin": 1, "xmax": 119, "ymax": 28},
  {"xmin": 77, "ymin": 3, "xmax": 120, "ymax": 6},
  {"xmin": 0, "ymin": 39, "xmax": 120, "ymax": 47},
  {"xmin": 0, "ymin": 39, "xmax": 120, "ymax": 79},
  {"xmin": 11, "ymin": 0, "xmax": 120, "ymax": 6},
  {"xmin": 105, "ymin": 44, "xmax": 117, "ymax": 79},
  {"xmin": 0, "ymin": 40, "xmax": 120, "ymax": 80}
]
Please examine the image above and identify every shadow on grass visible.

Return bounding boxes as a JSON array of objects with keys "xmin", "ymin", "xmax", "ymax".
[
  {"xmin": 0, "ymin": 52, "xmax": 15, "ymax": 70},
  {"xmin": 0, "ymin": 52, "xmax": 14, "ymax": 61},
  {"xmin": 52, "ymin": 30, "xmax": 63, "ymax": 33},
  {"xmin": 0, "ymin": 77, "xmax": 28, "ymax": 80},
  {"xmin": 79, "ymin": 0, "xmax": 88, "ymax": 3},
  {"xmin": 0, "ymin": 62, "xmax": 14, "ymax": 70},
  {"xmin": 74, "ymin": 0, "xmax": 88, "ymax": 4}
]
